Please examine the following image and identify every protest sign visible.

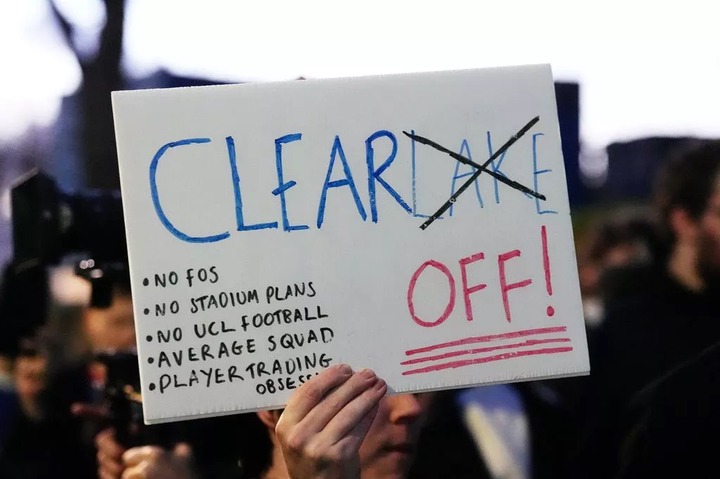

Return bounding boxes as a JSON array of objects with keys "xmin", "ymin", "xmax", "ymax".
[{"xmin": 112, "ymin": 64, "xmax": 589, "ymax": 423}]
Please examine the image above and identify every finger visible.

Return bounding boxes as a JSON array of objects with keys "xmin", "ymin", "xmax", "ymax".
[
  {"xmin": 298, "ymin": 369, "xmax": 380, "ymax": 434},
  {"xmin": 281, "ymin": 363, "xmax": 353, "ymax": 424},
  {"xmin": 98, "ymin": 457, "xmax": 124, "ymax": 479},
  {"xmin": 323, "ymin": 377, "xmax": 387, "ymax": 445},
  {"xmin": 121, "ymin": 463, "xmax": 146, "ymax": 479},
  {"xmin": 173, "ymin": 442, "xmax": 193, "ymax": 461},
  {"xmin": 99, "ymin": 469, "xmax": 120, "ymax": 479},
  {"xmin": 96, "ymin": 428, "xmax": 126, "ymax": 460},
  {"xmin": 122, "ymin": 446, "xmax": 163, "ymax": 467},
  {"xmin": 333, "ymin": 397, "xmax": 381, "ymax": 453},
  {"xmin": 72, "ymin": 402, "xmax": 110, "ymax": 421}
]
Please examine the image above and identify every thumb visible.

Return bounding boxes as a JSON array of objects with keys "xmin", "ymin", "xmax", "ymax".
[{"xmin": 173, "ymin": 442, "xmax": 193, "ymax": 461}]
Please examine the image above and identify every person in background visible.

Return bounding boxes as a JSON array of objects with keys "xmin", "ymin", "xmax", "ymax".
[
  {"xmin": 571, "ymin": 139, "xmax": 720, "ymax": 479},
  {"xmin": 0, "ymin": 261, "xmax": 49, "ymax": 450},
  {"xmin": 65, "ymin": 261, "xmax": 260, "ymax": 478},
  {"xmin": 37, "ymin": 263, "xmax": 139, "ymax": 478},
  {"xmin": 576, "ymin": 211, "xmax": 659, "ymax": 327},
  {"xmin": 0, "ymin": 338, "xmax": 61, "ymax": 479},
  {"xmin": 399, "ymin": 368, "xmax": 584, "ymax": 479}
]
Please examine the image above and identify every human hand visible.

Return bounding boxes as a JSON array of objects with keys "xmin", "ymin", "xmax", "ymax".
[
  {"xmin": 120, "ymin": 442, "xmax": 195, "ymax": 479},
  {"xmin": 95, "ymin": 427, "xmax": 195, "ymax": 479},
  {"xmin": 275, "ymin": 364, "xmax": 387, "ymax": 479},
  {"xmin": 95, "ymin": 427, "xmax": 126, "ymax": 479}
]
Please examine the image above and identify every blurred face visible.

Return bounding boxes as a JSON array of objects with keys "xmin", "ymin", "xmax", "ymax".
[
  {"xmin": 357, "ymin": 393, "xmax": 434, "ymax": 479},
  {"xmin": 696, "ymin": 189, "xmax": 720, "ymax": 289},
  {"xmin": 14, "ymin": 354, "xmax": 48, "ymax": 418},
  {"xmin": 84, "ymin": 290, "xmax": 136, "ymax": 352}
]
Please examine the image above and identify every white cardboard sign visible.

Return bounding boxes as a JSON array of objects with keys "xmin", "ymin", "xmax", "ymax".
[{"xmin": 112, "ymin": 64, "xmax": 589, "ymax": 424}]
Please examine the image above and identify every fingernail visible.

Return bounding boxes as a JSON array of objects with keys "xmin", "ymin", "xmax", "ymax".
[
  {"xmin": 375, "ymin": 378, "xmax": 387, "ymax": 391},
  {"xmin": 359, "ymin": 368, "xmax": 376, "ymax": 380},
  {"xmin": 337, "ymin": 363, "xmax": 352, "ymax": 374}
]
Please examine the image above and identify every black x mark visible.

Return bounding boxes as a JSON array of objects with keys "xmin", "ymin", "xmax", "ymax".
[{"xmin": 403, "ymin": 115, "xmax": 545, "ymax": 230}]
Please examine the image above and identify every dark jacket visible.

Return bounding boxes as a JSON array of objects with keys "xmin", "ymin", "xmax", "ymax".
[
  {"xmin": 616, "ymin": 341, "xmax": 720, "ymax": 477},
  {"xmin": 571, "ymin": 265, "xmax": 720, "ymax": 478}
]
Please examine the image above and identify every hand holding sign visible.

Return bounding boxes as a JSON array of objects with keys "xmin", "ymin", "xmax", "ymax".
[
  {"xmin": 273, "ymin": 364, "xmax": 386, "ymax": 479},
  {"xmin": 112, "ymin": 64, "xmax": 589, "ymax": 423}
]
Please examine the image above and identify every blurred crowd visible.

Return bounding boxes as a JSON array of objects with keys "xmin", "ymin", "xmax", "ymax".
[{"xmin": 1, "ymin": 138, "xmax": 720, "ymax": 479}]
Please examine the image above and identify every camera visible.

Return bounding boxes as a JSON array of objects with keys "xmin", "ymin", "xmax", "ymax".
[
  {"xmin": 10, "ymin": 168, "xmax": 129, "ymax": 310},
  {"xmin": 10, "ymin": 168, "xmax": 127, "ymax": 272},
  {"xmin": 2, "ymin": 169, "xmax": 129, "ymax": 347},
  {"xmin": 96, "ymin": 350, "xmax": 177, "ymax": 448}
]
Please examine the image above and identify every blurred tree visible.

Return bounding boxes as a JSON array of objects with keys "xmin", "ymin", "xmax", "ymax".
[{"xmin": 50, "ymin": 0, "xmax": 125, "ymax": 190}]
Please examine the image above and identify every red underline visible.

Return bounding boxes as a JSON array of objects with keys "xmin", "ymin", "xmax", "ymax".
[
  {"xmin": 401, "ymin": 346, "xmax": 574, "ymax": 375},
  {"xmin": 405, "ymin": 326, "xmax": 568, "ymax": 356},
  {"xmin": 400, "ymin": 338, "xmax": 571, "ymax": 365}
]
